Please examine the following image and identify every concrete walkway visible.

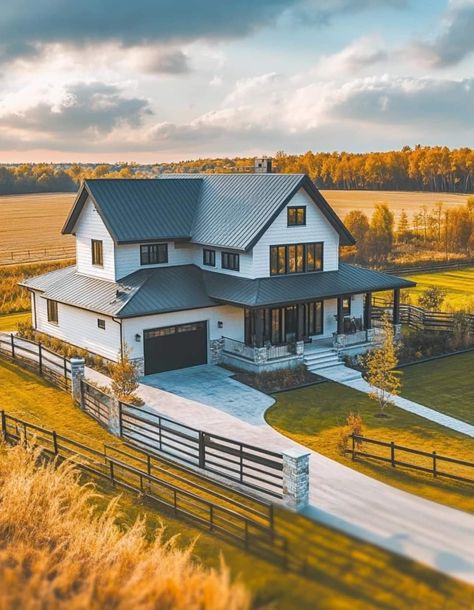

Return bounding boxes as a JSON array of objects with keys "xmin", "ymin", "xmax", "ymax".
[
  {"xmin": 86, "ymin": 365, "xmax": 474, "ymax": 585},
  {"xmin": 317, "ymin": 364, "xmax": 474, "ymax": 437}
]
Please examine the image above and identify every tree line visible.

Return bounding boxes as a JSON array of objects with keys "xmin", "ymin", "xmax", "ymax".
[
  {"xmin": 1, "ymin": 145, "xmax": 473, "ymax": 195},
  {"xmin": 343, "ymin": 198, "xmax": 474, "ymax": 265}
]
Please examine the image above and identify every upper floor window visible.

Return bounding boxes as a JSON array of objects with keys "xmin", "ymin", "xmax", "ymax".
[
  {"xmin": 140, "ymin": 243, "xmax": 168, "ymax": 266},
  {"xmin": 287, "ymin": 206, "xmax": 306, "ymax": 226},
  {"xmin": 91, "ymin": 239, "xmax": 103, "ymax": 266},
  {"xmin": 97, "ymin": 318, "xmax": 106, "ymax": 330},
  {"xmin": 203, "ymin": 249, "xmax": 216, "ymax": 267},
  {"xmin": 270, "ymin": 242, "xmax": 323, "ymax": 275},
  {"xmin": 47, "ymin": 299, "xmax": 58, "ymax": 324},
  {"xmin": 221, "ymin": 251, "xmax": 240, "ymax": 271}
]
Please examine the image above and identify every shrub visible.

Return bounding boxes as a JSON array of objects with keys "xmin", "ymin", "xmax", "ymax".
[
  {"xmin": 109, "ymin": 345, "xmax": 142, "ymax": 404},
  {"xmin": 0, "ymin": 442, "xmax": 249, "ymax": 610},
  {"xmin": 418, "ymin": 285, "xmax": 447, "ymax": 311},
  {"xmin": 337, "ymin": 412, "xmax": 364, "ymax": 456}
]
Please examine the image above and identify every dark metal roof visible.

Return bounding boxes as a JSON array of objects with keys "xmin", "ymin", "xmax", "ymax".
[
  {"xmin": 62, "ymin": 174, "xmax": 355, "ymax": 250},
  {"xmin": 203, "ymin": 263, "xmax": 416, "ymax": 307},
  {"xmin": 62, "ymin": 179, "xmax": 201, "ymax": 243},
  {"xmin": 23, "ymin": 263, "xmax": 414, "ymax": 317}
]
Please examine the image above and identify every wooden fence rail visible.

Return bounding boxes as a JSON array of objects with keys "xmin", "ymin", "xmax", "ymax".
[
  {"xmin": 0, "ymin": 244, "xmax": 76, "ymax": 265},
  {"xmin": 347, "ymin": 434, "xmax": 474, "ymax": 484},
  {"xmin": 0, "ymin": 411, "xmax": 289, "ymax": 569}
]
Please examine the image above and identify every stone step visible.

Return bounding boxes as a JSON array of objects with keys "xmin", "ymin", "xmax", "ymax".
[{"xmin": 315, "ymin": 364, "xmax": 363, "ymax": 382}]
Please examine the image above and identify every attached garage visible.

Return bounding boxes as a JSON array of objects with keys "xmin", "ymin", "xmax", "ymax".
[{"xmin": 143, "ymin": 321, "xmax": 208, "ymax": 375}]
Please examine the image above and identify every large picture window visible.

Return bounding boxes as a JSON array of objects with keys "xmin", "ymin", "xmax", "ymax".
[
  {"xmin": 91, "ymin": 239, "xmax": 103, "ymax": 266},
  {"xmin": 47, "ymin": 299, "xmax": 58, "ymax": 324},
  {"xmin": 270, "ymin": 242, "xmax": 323, "ymax": 275},
  {"xmin": 140, "ymin": 243, "xmax": 168, "ymax": 265},
  {"xmin": 221, "ymin": 251, "xmax": 240, "ymax": 271}
]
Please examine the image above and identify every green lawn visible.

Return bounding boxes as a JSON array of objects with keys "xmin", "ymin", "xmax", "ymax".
[
  {"xmin": 400, "ymin": 352, "xmax": 474, "ymax": 424},
  {"xmin": 2, "ymin": 357, "xmax": 473, "ymax": 609},
  {"xmin": 404, "ymin": 265, "xmax": 474, "ymax": 312},
  {"xmin": 0, "ymin": 311, "xmax": 30, "ymax": 332},
  {"xmin": 267, "ymin": 381, "xmax": 474, "ymax": 514}
]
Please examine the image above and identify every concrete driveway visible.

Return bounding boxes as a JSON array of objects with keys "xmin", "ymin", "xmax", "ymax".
[{"xmin": 140, "ymin": 365, "xmax": 274, "ymax": 425}]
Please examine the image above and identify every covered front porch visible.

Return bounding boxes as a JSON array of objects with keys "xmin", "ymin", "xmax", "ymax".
[{"xmin": 220, "ymin": 288, "xmax": 404, "ymax": 372}]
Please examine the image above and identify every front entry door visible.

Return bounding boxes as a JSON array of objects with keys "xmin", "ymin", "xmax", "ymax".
[{"xmin": 284, "ymin": 305, "xmax": 297, "ymax": 343}]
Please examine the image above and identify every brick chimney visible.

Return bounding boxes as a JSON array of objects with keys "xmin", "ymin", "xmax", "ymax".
[{"xmin": 254, "ymin": 157, "xmax": 272, "ymax": 173}]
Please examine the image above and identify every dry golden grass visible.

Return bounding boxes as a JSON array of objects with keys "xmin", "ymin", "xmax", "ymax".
[
  {"xmin": 0, "ymin": 192, "xmax": 74, "ymax": 253},
  {"xmin": 0, "ymin": 442, "xmax": 250, "ymax": 610}
]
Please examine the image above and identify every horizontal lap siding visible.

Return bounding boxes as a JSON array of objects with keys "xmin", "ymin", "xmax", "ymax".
[
  {"xmin": 123, "ymin": 305, "xmax": 244, "ymax": 360},
  {"xmin": 34, "ymin": 292, "xmax": 121, "ymax": 360},
  {"xmin": 75, "ymin": 198, "xmax": 116, "ymax": 281},
  {"xmin": 251, "ymin": 188, "xmax": 340, "ymax": 277}
]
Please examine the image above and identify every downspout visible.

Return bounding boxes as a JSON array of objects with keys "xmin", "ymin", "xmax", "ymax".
[{"xmin": 30, "ymin": 290, "xmax": 37, "ymax": 330}]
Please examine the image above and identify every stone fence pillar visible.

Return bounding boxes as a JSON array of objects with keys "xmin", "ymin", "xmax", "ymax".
[
  {"xmin": 108, "ymin": 397, "xmax": 122, "ymax": 436},
  {"xmin": 70, "ymin": 357, "xmax": 85, "ymax": 407},
  {"xmin": 282, "ymin": 448, "xmax": 310, "ymax": 511}
]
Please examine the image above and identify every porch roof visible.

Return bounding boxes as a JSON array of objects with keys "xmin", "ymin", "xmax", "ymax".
[{"xmin": 203, "ymin": 263, "xmax": 415, "ymax": 308}]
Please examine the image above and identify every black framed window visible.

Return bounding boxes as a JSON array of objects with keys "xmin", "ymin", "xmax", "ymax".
[
  {"xmin": 47, "ymin": 299, "xmax": 58, "ymax": 324},
  {"xmin": 221, "ymin": 251, "xmax": 239, "ymax": 271},
  {"xmin": 91, "ymin": 239, "xmax": 103, "ymax": 266},
  {"xmin": 287, "ymin": 206, "xmax": 306, "ymax": 226},
  {"xmin": 305, "ymin": 301, "xmax": 323, "ymax": 336},
  {"xmin": 270, "ymin": 242, "xmax": 323, "ymax": 275},
  {"xmin": 203, "ymin": 249, "xmax": 216, "ymax": 266},
  {"xmin": 140, "ymin": 243, "xmax": 168, "ymax": 265},
  {"xmin": 97, "ymin": 319, "xmax": 106, "ymax": 330},
  {"xmin": 342, "ymin": 297, "xmax": 351, "ymax": 316}
]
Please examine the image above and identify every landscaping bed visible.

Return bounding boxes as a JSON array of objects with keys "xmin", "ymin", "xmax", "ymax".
[{"xmin": 231, "ymin": 364, "xmax": 323, "ymax": 394}]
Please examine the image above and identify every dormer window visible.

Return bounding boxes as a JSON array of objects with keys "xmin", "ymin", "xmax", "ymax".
[
  {"xmin": 287, "ymin": 206, "xmax": 306, "ymax": 226},
  {"xmin": 140, "ymin": 243, "xmax": 168, "ymax": 265},
  {"xmin": 91, "ymin": 239, "xmax": 103, "ymax": 266}
]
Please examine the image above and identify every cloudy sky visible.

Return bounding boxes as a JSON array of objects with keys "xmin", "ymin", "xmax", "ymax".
[{"xmin": 0, "ymin": 0, "xmax": 473, "ymax": 162}]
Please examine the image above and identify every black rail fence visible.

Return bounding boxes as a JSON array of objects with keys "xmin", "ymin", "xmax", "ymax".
[
  {"xmin": 0, "ymin": 244, "xmax": 76, "ymax": 265},
  {"xmin": 347, "ymin": 434, "xmax": 474, "ymax": 484},
  {"xmin": 81, "ymin": 379, "xmax": 112, "ymax": 426},
  {"xmin": 372, "ymin": 298, "xmax": 474, "ymax": 334},
  {"xmin": 119, "ymin": 402, "xmax": 284, "ymax": 500},
  {"xmin": 0, "ymin": 411, "xmax": 290, "ymax": 569},
  {"xmin": 0, "ymin": 332, "xmax": 71, "ymax": 390}
]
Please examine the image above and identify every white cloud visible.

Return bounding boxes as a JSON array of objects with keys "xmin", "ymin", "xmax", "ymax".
[{"xmin": 312, "ymin": 36, "xmax": 388, "ymax": 78}]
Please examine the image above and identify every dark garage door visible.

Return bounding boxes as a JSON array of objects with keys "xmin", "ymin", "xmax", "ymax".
[{"xmin": 143, "ymin": 322, "xmax": 207, "ymax": 375}]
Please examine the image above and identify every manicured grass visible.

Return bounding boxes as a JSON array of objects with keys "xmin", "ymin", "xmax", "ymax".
[
  {"xmin": 400, "ymin": 352, "xmax": 474, "ymax": 425},
  {"xmin": 404, "ymin": 265, "xmax": 474, "ymax": 312},
  {"xmin": 0, "ymin": 311, "xmax": 31, "ymax": 331},
  {"xmin": 2, "ymin": 357, "xmax": 472, "ymax": 609},
  {"xmin": 267, "ymin": 382, "xmax": 474, "ymax": 514}
]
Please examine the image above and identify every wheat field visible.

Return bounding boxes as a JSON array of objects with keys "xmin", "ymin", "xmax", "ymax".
[{"xmin": 0, "ymin": 190, "xmax": 471, "ymax": 254}]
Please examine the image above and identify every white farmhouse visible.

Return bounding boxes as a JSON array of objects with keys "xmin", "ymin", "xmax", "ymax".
[{"xmin": 22, "ymin": 163, "xmax": 414, "ymax": 375}]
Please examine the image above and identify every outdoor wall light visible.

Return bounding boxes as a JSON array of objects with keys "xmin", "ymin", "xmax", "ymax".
[
  {"xmin": 135, "ymin": 333, "xmax": 141, "ymax": 342},
  {"xmin": 217, "ymin": 321, "xmax": 223, "ymax": 329}
]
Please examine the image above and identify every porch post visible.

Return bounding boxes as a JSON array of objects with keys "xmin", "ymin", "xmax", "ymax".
[
  {"xmin": 254, "ymin": 309, "xmax": 264, "ymax": 348},
  {"xmin": 297, "ymin": 303, "xmax": 305, "ymax": 341},
  {"xmin": 364, "ymin": 292, "xmax": 372, "ymax": 330},
  {"xmin": 336, "ymin": 297, "xmax": 344, "ymax": 334},
  {"xmin": 393, "ymin": 289, "xmax": 401, "ymax": 325}
]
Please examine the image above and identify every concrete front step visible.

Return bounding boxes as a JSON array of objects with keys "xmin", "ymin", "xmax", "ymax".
[
  {"xmin": 315, "ymin": 364, "xmax": 363, "ymax": 382},
  {"xmin": 303, "ymin": 347, "xmax": 341, "ymax": 373}
]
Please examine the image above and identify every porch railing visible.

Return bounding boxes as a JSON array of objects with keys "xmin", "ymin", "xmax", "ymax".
[{"xmin": 222, "ymin": 337, "xmax": 295, "ymax": 362}]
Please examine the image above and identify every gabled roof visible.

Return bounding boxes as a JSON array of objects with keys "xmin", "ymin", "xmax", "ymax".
[
  {"xmin": 62, "ymin": 174, "xmax": 355, "ymax": 250},
  {"xmin": 22, "ymin": 263, "xmax": 414, "ymax": 318},
  {"xmin": 62, "ymin": 178, "xmax": 201, "ymax": 243}
]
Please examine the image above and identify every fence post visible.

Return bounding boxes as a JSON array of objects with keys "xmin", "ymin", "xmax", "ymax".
[
  {"xmin": 38, "ymin": 343, "xmax": 43, "ymax": 374},
  {"xmin": 433, "ymin": 451, "xmax": 437, "ymax": 478},
  {"xmin": 10, "ymin": 334, "xmax": 15, "ymax": 359},
  {"xmin": 70, "ymin": 357, "xmax": 85, "ymax": 406},
  {"xmin": 390, "ymin": 442, "xmax": 395, "ymax": 467},
  {"xmin": 282, "ymin": 448, "xmax": 310, "ymax": 512},
  {"xmin": 108, "ymin": 397, "xmax": 121, "ymax": 436},
  {"xmin": 351, "ymin": 434, "xmax": 356, "ymax": 460},
  {"xmin": 1, "ymin": 410, "xmax": 7, "ymax": 442},
  {"xmin": 52, "ymin": 430, "xmax": 58, "ymax": 455},
  {"xmin": 198, "ymin": 431, "xmax": 205, "ymax": 469}
]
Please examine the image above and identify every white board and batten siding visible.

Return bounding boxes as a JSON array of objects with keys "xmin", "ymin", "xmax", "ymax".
[
  {"xmin": 75, "ymin": 198, "xmax": 116, "ymax": 281},
  {"xmin": 251, "ymin": 188, "xmax": 340, "ymax": 277},
  {"xmin": 34, "ymin": 292, "xmax": 121, "ymax": 360},
  {"xmin": 123, "ymin": 305, "xmax": 244, "ymax": 360}
]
